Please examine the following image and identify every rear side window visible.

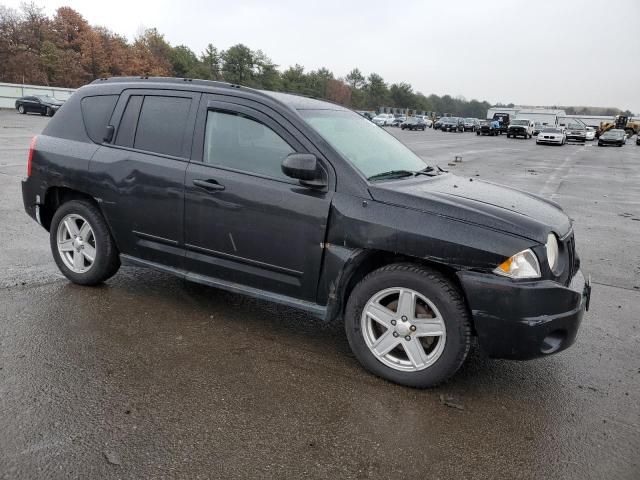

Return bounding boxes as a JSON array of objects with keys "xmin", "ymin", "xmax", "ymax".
[
  {"xmin": 80, "ymin": 95, "xmax": 118, "ymax": 144},
  {"xmin": 134, "ymin": 96, "xmax": 192, "ymax": 157},
  {"xmin": 115, "ymin": 95, "xmax": 143, "ymax": 147},
  {"xmin": 204, "ymin": 110, "xmax": 294, "ymax": 180}
]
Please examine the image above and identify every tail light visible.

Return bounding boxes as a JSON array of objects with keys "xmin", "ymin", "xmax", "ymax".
[{"xmin": 27, "ymin": 136, "xmax": 37, "ymax": 177}]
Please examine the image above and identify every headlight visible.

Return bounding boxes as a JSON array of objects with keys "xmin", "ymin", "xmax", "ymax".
[
  {"xmin": 494, "ymin": 249, "xmax": 541, "ymax": 279},
  {"xmin": 546, "ymin": 233, "xmax": 559, "ymax": 272}
]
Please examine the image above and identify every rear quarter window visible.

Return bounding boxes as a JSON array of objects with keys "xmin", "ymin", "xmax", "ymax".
[{"xmin": 80, "ymin": 95, "xmax": 119, "ymax": 144}]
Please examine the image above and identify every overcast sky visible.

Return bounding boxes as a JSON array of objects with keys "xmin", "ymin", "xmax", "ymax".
[{"xmin": 7, "ymin": 0, "xmax": 640, "ymax": 112}]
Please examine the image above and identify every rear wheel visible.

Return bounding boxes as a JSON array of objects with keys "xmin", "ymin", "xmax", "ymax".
[
  {"xmin": 345, "ymin": 264, "xmax": 471, "ymax": 388},
  {"xmin": 50, "ymin": 200, "xmax": 121, "ymax": 285}
]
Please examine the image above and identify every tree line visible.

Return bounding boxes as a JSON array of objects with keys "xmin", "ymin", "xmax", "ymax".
[{"xmin": 0, "ymin": 4, "xmax": 633, "ymax": 118}]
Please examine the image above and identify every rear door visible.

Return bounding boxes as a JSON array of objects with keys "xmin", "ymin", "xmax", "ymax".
[
  {"xmin": 89, "ymin": 89, "xmax": 200, "ymax": 269},
  {"xmin": 183, "ymin": 95, "xmax": 334, "ymax": 301}
]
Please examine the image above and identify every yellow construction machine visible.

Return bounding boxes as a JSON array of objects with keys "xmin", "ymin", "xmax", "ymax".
[{"xmin": 597, "ymin": 115, "xmax": 640, "ymax": 137}]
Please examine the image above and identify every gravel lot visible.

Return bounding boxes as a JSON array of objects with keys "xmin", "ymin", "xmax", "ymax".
[{"xmin": 1, "ymin": 110, "xmax": 639, "ymax": 479}]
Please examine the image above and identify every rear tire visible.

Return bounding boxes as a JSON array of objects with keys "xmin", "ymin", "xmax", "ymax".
[
  {"xmin": 345, "ymin": 263, "xmax": 471, "ymax": 388},
  {"xmin": 49, "ymin": 200, "xmax": 121, "ymax": 286}
]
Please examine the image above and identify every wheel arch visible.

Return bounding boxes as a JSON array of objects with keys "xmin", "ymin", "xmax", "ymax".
[
  {"xmin": 325, "ymin": 248, "xmax": 470, "ymax": 326},
  {"xmin": 41, "ymin": 187, "xmax": 104, "ymax": 232}
]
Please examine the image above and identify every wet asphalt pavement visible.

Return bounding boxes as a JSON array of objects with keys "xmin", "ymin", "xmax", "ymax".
[{"xmin": 1, "ymin": 110, "xmax": 639, "ymax": 479}]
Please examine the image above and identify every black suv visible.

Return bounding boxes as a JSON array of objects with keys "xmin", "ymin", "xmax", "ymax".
[{"xmin": 22, "ymin": 77, "xmax": 590, "ymax": 388}]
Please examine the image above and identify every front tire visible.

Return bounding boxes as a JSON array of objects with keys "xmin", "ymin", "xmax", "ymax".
[
  {"xmin": 50, "ymin": 200, "xmax": 121, "ymax": 285},
  {"xmin": 345, "ymin": 264, "xmax": 471, "ymax": 388},
  {"xmin": 18, "ymin": 105, "xmax": 25, "ymax": 114}
]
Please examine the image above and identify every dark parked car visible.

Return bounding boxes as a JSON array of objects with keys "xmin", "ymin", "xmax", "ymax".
[
  {"xmin": 533, "ymin": 123, "xmax": 545, "ymax": 136},
  {"xmin": 598, "ymin": 129, "xmax": 626, "ymax": 147},
  {"xmin": 401, "ymin": 118, "xmax": 426, "ymax": 131},
  {"xmin": 463, "ymin": 118, "xmax": 479, "ymax": 132},
  {"xmin": 440, "ymin": 117, "xmax": 464, "ymax": 132},
  {"xmin": 433, "ymin": 118, "xmax": 443, "ymax": 130},
  {"xmin": 22, "ymin": 77, "xmax": 590, "ymax": 388},
  {"xmin": 563, "ymin": 123, "xmax": 587, "ymax": 143},
  {"xmin": 15, "ymin": 95, "xmax": 64, "ymax": 116},
  {"xmin": 477, "ymin": 119, "xmax": 500, "ymax": 136}
]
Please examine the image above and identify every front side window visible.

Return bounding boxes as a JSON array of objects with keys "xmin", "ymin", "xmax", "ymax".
[{"xmin": 204, "ymin": 110, "xmax": 294, "ymax": 180}]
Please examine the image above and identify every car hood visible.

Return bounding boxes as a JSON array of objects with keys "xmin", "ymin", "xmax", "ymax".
[
  {"xmin": 509, "ymin": 124, "xmax": 528, "ymax": 128},
  {"xmin": 368, "ymin": 174, "xmax": 571, "ymax": 243}
]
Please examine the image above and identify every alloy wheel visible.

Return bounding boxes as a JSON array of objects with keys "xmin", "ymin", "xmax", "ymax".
[
  {"xmin": 56, "ymin": 214, "xmax": 97, "ymax": 273},
  {"xmin": 361, "ymin": 287, "xmax": 446, "ymax": 372}
]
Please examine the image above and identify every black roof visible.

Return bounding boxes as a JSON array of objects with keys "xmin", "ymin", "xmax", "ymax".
[{"xmin": 90, "ymin": 76, "xmax": 347, "ymax": 111}]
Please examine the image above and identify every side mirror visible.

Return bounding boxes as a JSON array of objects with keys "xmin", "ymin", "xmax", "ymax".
[
  {"xmin": 282, "ymin": 153, "xmax": 326, "ymax": 187},
  {"xmin": 103, "ymin": 125, "xmax": 115, "ymax": 143}
]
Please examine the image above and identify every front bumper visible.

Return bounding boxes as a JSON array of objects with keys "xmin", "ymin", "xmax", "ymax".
[
  {"xmin": 457, "ymin": 269, "xmax": 590, "ymax": 360},
  {"xmin": 537, "ymin": 136, "xmax": 563, "ymax": 144},
  {"xmin": 508, "ymin": 128, "xmax": 527, "ymax": 136},
  {"xmin": 566, "ymin": 134, "xmax": 586, "ymax": 141}
]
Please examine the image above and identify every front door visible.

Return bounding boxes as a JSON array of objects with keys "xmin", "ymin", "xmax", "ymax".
[{"xmin": 183, "ymin": 97, "xmax": 333, "ymax": 301}]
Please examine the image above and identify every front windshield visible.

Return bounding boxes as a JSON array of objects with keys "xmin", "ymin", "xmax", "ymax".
[
  {"xmin": 542, "ymin": 128, "xmax": 562, "ymax": 133},
  {"xmin": 299, "ymin": 109, "xmax": 430, "ymax": 180},
  {"xmin": 604, "ymin": 130, "xmax": 623, "ymax": 137},
  {"xmin": 511, "ymin": 120, "xmax": 528, "ymax": 126}
]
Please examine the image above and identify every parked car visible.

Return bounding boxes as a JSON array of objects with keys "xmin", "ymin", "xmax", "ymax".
[
  {"xmin": 637, "ymin": 134, "xmax": 640, "ymax": 146},
  {"xmin": 15, "ymin": 95, "xmax": 64, "ymax": 116},
  {"xmin": 463, "ymin": 118, "xmax": 479, "ymax": 132},
  {"xmin": 477, "ymin": 119, "xmax": 500, "ymax": 136},
  {"xmin": 536, "ymin": 127, "xmax": 566, "ymax": 146},
  {"xmin": 414, "ymin": 115, "xmax": 433, "ymax": 127},
  {"xmin": 440, "ymin": 117, "xmax": 464, "ymax": 132},
  {"xmin": 401, "ymin": 118, "xmax": 426, "ymax": 131},
  {"xmin": 391, "ymin": 117, "xmax": 405, "ymax": 127},
  {"xmin": 22, "ymin": 77, "xmax": 590, "ymax": 388},
  {"xmin": 372, "ymin": 113, "xmax": 394, "ymax": 126},
  {"xmin": 598, "ymin": 129, "xmax": 626, "ymax": 147},
  {"xmin": 356, "ymin": 111, "xmax": 375, "ymax": 121},
  {"xmin": 585, "ymin": 127, "xmax": 596, "ymax": 141},
  {"xmin": 433, "ymin": 118, "xmax": 443, "ymax": 130},
  {"xmin": 564, "ymin": 123, "xmax": 587, "ymax": 143},
  {"xmin": 507, "ymin": 119, "xmax": 534, "ymax": 139},
  {"xmin": 533, "ymin": 123, "xmax": 545, "ymax": 136}
]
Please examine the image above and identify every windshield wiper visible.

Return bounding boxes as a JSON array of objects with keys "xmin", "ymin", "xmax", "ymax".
[
  {"xmin": 415, "ymin": 166, "xmax": 440, "ymax": 177},
  {"xmin": 367, "ymin": 170, "xmax": 416, "ymax": 181}
]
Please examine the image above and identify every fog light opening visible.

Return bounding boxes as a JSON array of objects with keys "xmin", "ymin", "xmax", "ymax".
[{"xmin": 541, "ymin": 330, "xmax": 566, "ymax": 354}]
